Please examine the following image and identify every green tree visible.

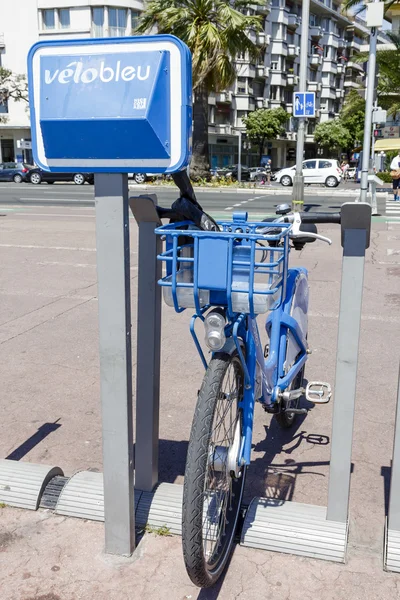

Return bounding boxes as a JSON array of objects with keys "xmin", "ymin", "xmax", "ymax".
[
  {"xmin": 243, "ymin": 107, "xmax": 289, "ymax": 164},
  {"xmin": 339, "ymin": 89, "xmax": 365, "ymax": 147},
  {"xmin": 313, "ymin": 120, "xmax": 353, "ymax": 156},
  {"xmin": 352, "ymin": 32, "xmax": 400, "ymax": 118},
  {"xmin": 136, "ymin": 0, "xmax": 263, "ymax": 179},
  {"xmin": 0, "ymin": 67, "xmax": 28, "ymax": 124}
]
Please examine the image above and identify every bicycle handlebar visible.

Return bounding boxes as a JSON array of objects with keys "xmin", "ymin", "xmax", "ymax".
[{"xmin": 299, "ymin": 212, "xmax": 341, "ymax": 225}]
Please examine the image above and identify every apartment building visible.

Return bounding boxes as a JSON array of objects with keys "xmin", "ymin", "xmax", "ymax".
[
  {"xmin": 0, "ymin": 1, "xmax": 392, "ymax": 167},
  {"xmin": 208, "ymin": 3, "xmax": 391, "ymax": 169}
]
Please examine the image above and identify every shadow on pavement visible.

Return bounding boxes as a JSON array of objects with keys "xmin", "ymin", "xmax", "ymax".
[
  {"xmin": 5, "ymin": 419, "xmax": 62, "ymax": 461},
  {"xmin": 381, "ymin": 465, "xmax": 391, "ymax": 517}
]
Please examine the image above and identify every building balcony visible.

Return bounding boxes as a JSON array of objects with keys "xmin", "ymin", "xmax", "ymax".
[
  {"xmin": 305, "ymin": 134, "xmax": 315, "ymax": 143},
  {"xmin": 271, "ymin": 40, "xmax": 288, "ymax": 56},
  {"xmin": 250, "ymin": 2, "xmax": 271, "ymax": 14},
  {"xmin": 0, "ymin": 33, "xmax": 4, "ymax": 48},
  {"xmin": 285, "ymin": 103, "xmax": 293, "ymax": 114},
  {"xmin": 233, "ymin": 95, "xmax": 256, "ymax": 111},
  {"xmin": 310, "ymin": 54, "xmax": 322, "ymax": 66},
  {"xmin": 286, "ymin": 131, "xmax": 297, "ymax": 141},
  {"xmin": 336, "ymin": 89, "xmax": 345, "ymax": 99},
  {"xmin": 263, "ymin": 98, "xmax": 270, "ymax": 108},
  {"xmin": 307, "ymin": 81, "xmax": 322, "ymax": 92},
  {"xmin": 321, "ymin": 86, "xmax": 337, "ymax": 99},
  {"xmin": 337, "ymin": 38, "xmax": 348, "ymax": 49},
  {"xmin": 344, "ymin": 79, "xmax": 361, "ymax": 89},
  {"xmin": 337, "ymin": 63, "xmax": 345, "ymax": 74},
  {"xmin": 216, "ymin": 91, "xmax": 233, "ymax": 103},
  {"xmin": 288, "ymin": 14, "xmax": 301, "ymax": 29},
  {"xmin": 256, "ymin": 64, "xmax": 270, "ymax": 78},
  {"xmin": 214, "ymin": 124, "xmax": 232, "ymax": 135},
  {"xmin": 347, "ymin": 60, "xmax": 364, "ymax": 73},
  {"xmin": 208, "ymin": 92, "xmax": 216, "ymax": 105},
  {"xmin": 270, "ymin": 99, "xmax": 284, "ymax": 109},
  {"xmin": 235, "ymin": 63, "xmax": 256, "ymax": 78},
  {"xmin": 287, "ymin": 74, "xmax": 299, "ymax": 87},
  {"xmin": 309, "ymin": 25, "xmax": 323, "ymax": 38},
  {"xmin": 287, "ymin": 44, "xmax": 300, "ymax": 57},
  {"xmin": 257, "ymin": 31, "xmax": 267, "ymax": 45},
  {"xmin": 322, "ymin": 60, "xmax": 338, "ymax": 75},
  {"xmin": 348, "ymin": 39, "xmax": 361, "ymax": 51},
  {"xmin": 256, "ymin": 97, "xmax": 265, "ymax": 108},
  {"xmin": 270, "ymin": 71, "xmax": 287, "ymax": 86}
]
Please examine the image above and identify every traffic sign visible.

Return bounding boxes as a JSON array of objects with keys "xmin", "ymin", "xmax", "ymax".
[
  {"xmin": 27, "ymin": 35, "xmax": 192, "ymax": 173},
  {"xmin": 293, "ymin": 92, "xmax": 316, "ymax": 118}
]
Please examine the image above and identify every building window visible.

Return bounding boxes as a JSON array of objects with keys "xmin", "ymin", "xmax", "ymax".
[
  {"xmin": 131, "ymin": 11, "xmax": 141, "ymax": 31},
  {"xmin": 59, "ymin": 8, "xmax": 70, "ymax": 29},
  {"xmin": 237, "ymin": 77, "xmax": 247, "ymax": 94},
  {"xmin": 43, "ymin": 9, "xmax": 55, "ymax": 29},
  {"xmin": 92, "ymin": 7, "xmax": 104, "ymax": 36},
  {"xmin": 109, "ymin": 8, "xmax": 127, "ymax": 37},
  {"xmin": 271, "ymin": 23, "xmax": 280, "ymax": 39},
  {"xmin": 270, "ymin": 85, "xmax": 280, "ymax": 101}
]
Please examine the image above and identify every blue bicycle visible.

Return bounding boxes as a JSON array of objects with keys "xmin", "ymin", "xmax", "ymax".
[{"xmin": 155, "ymin": 177, "xmax": 340, "ymax": 588}]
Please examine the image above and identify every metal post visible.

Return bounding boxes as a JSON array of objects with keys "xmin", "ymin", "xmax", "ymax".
[
  {"xmin": 129, "ymin": 195, "xmax": 162, "ymax": 492},
  {"xmin": 327, "ymin": 202, "xmax": 371, "ymax": 523},
  {"xmin": 292, "ymin": 0, "xmax": 310, "ymax": 212},
  {"xmin": 359, "ymin": 8, "xmax": 379, "ymax": 203},
  {"xmin": 388, "ymin": 366, "xmax": 400, "ymax": 531},
  {"xmin": 238, "ymin": 130, "xmax": 242, "ymax": 183},
  {"xmin": 94, "ymin": 173, "xmax": 135, "ymax": 555}
]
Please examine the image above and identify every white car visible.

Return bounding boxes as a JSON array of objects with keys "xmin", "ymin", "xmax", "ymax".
[{"xmin": 275, "ymin": 159, "xmax": 342, "ymax": 188}]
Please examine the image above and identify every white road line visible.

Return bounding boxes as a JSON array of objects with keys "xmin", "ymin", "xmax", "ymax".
[
  {"xmin": 0, "ymin": 243, "xmax": 96, "ymax": 251},
  {"xmin": 20, "ymin": 197, "xmax": 93, "ymax": 202},
  {"xmin": 224, "ymin": 206, "xmax": 234, "ymax": 210},
  {"xmin": 14, "ymin": 212, "xmax": 95, "ymax": 218},
  {"xmin": 387, "ymin": 249, "xmax": 400, "ymax": 255},
  {"xmin": 233, "ymin": 203, "xmax": 242, "ymax": 207}
]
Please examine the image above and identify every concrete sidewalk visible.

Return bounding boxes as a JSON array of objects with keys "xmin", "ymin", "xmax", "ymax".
[{"xmin": 0, "ymin": 207, "xmax": 400, "ymax": 599}]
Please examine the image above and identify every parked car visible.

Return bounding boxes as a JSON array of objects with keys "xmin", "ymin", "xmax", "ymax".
[
  {"xmin": 225, "ymin": 165, "xmax": 251, "ymax": 181},
  {"xmin": 0, "ymin": 162, "xmax": 33, "ymax": 183},
  {"xmin": 249, "ymin": 167, "xmax": 267, "ymax": 181},
  {"xmin": 28, "ymin": 168, "xmax": 94, "ymax": 185},
  {"xmin": 129, "ymin": 172, "xmax": 159, "ymax": 184},
  {"xmin": 274, "ymin": 159, "xmax": 342, "ymax": 187}
]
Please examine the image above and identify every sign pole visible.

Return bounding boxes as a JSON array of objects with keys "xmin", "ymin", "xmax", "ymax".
[
  {"xmin": 95, "ymin": 173, "xmax": 135, "ymax": 555},
  {"xmin": 292, "ymin": 0, "xmax": 311, "ymax": 212}
]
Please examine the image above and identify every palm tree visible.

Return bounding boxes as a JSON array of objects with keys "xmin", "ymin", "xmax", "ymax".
[
  {"xmin": 135, "ymin": 0, "xmax": 263, "ymax": 179},
  {"xmin": 352, "ymin": 31, "xmax": 400, "ymax": 117}
]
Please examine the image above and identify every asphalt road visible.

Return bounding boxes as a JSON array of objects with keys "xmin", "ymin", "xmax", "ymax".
[{"xmin": 0, "ymin": 181, "xmax": 360, "ymax": 219}]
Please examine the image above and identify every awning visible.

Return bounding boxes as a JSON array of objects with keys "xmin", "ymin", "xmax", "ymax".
[{"xmin": 374, "ymin": 138, "xmax": 400, "ymax": 152}]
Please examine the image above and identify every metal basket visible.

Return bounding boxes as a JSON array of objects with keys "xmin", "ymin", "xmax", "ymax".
[{"xmin": 155, "ymin": 212, "xmax": 291, "ymax": 317}]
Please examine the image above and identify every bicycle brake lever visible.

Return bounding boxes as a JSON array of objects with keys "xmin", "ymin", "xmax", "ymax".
[{"xmin": 290, "ymin": 232, "xmax": 332, "ymax": 245}]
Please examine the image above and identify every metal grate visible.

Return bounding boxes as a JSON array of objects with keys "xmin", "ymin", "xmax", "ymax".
[{"xmin": 40, "ymin": 475, "xmax": 69, "ymax": 509}]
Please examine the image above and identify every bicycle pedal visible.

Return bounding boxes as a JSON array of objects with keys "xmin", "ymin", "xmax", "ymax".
[{"xmin": 305, "ymin": 382, "xmax": 331, "ymax": 404}]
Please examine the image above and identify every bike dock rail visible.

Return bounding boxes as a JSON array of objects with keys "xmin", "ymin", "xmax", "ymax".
[{"xmin": 0, "ymin": 200, "xmax": 375, "ymax": 569}]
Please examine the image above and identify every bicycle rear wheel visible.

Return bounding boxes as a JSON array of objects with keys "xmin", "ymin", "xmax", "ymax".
[{"xmin": 182, "ymin": 352, "xmax": 246, "ymax": 588}]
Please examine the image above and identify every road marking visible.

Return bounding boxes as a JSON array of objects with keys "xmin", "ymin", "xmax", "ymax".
[
  {"xmin": 20, "ymin": 197, "xmax": 94, "ymax": 202},
  {"xmin": 388, "ymin": 249, "xmax": 400, "ymax": 255},
  {"xmin": 14, "ymin": 212, "xmax": 95, "ymax": 218},
  {"xmin": 0, "ymin": 243, "xmax": 96, "ymax": 252}
]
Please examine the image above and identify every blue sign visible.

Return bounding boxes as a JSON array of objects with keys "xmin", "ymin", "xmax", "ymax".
[
  {"xmin": 27, "ymin": 35, "xmax": 192, "ymax": 173},
  {"xmin": 293, "ymin": 92, "xmax": 316, "ymax": 118}
]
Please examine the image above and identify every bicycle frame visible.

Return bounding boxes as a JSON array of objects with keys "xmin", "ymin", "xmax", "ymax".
[{"xmin": 191, "ymin": 266, "xmax": 309, "ymax": 468}]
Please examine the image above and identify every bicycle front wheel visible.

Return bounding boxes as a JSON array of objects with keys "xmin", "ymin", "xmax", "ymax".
[{"xmin": 182, "ymin": 353, "xmax": 246, "ymax": 588}]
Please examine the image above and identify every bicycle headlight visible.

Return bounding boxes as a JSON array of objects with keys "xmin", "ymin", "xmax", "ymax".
[{"xmin": 204, "ymin": 309, "xmax": 226, "ymax": 351}]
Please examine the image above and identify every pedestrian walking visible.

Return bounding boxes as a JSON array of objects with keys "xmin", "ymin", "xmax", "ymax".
[
  {"xmin": 390, "ymin": 150, "xmax": 400, "ymax": 201},
  {"xmin": 261, "ymin": 159, "xmax": 272, "ymax": 185},
  {"xmin": 341, "ymin": 161, "xmax": 349, "ymax": 182}
]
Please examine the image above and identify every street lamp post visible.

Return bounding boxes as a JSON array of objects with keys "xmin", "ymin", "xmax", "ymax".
[
  {"xmin": 359, "ymin": 0, "xmax": 384, "ymax": 203},
  {"xmin": 292, "ymin": 0, "xmax": 311, "ymax": 212}
]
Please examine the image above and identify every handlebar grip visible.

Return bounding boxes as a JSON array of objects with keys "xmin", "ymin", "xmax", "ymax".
[{"xmin": 300, "ymin": 212, "xmax": 341, "ymax": 224}]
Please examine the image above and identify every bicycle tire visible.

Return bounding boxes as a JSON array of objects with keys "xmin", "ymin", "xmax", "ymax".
[{"xmin": 182, "ymin": 352, "xmax": 246, "ymax": 588}]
